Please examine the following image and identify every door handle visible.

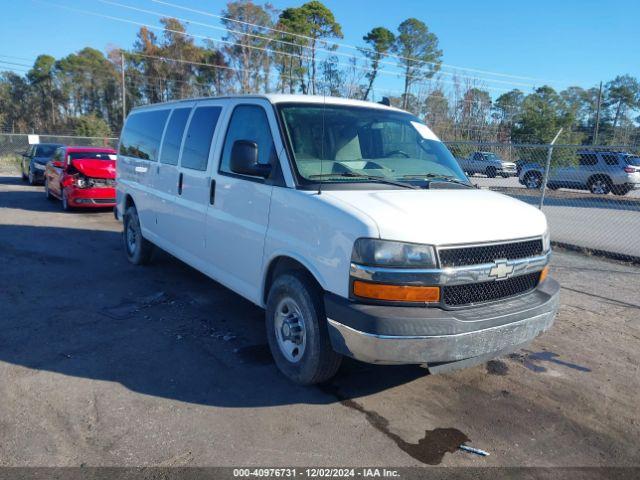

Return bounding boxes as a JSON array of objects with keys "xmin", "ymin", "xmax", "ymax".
[
  {"xmin": 209, "ymin": 179, "xmax": 216, "ymax": 205},
  {"xmin": 178, "ymin": 172, "xmax": 183, "ymax": 195}
]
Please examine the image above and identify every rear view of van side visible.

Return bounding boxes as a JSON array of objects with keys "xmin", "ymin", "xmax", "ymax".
[{"xmin": 116, "ymin": 95, "xmax": 559, "ymax": 385}]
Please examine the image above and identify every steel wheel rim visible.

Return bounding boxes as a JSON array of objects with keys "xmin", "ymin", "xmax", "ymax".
[
  {"xmin": 591, "ymin": 180, "xmax": 606, "ymax": 194},
  {"xmin": 274, "ymin": 297, "xmax": 306, "ymax": 363},
  {"xmin": 28, "ymin": 169, "xmax": 34, "ymax": 184},
  {"xmin": 526, "ymin": 176, "xmax": 540, "ymax": 189},
  {"xmin": 126, "ymin": 221, "xmax": 137, "ymax": 254}
]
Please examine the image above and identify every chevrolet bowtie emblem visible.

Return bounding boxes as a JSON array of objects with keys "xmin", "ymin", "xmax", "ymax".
[{"xmin": 489, "ymin": 259, "xmax": 514, "ymax": 280}]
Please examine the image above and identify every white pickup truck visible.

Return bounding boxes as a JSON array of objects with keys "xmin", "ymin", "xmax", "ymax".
[{"xmin": 115, "ymin": 94, "xmax": 559, "ymax": 385}]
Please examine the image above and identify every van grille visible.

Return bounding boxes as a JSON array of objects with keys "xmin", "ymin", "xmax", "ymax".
[
  {"xmin": 438, "ymin": 239, "xmax": 544, "ymax": 268},
  {"xmin": 443, "ymin": 272, "xmax": 540, "ymax": 307}
]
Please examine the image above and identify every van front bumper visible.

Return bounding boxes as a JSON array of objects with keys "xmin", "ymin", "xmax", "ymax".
[{"xmin": 325, "ymin": 278, "xmax": 559, "ymax": 371}]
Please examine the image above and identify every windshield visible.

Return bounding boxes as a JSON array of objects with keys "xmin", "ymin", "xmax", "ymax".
[
  {"xmin": 69, "ymin": 151, "xmax": 116, "ymax": 161},
  {"xmin": 34, "ymin": 145, "xmax": 59, "ymax": 157},
  {"xmin": 278, "ymin": 104, "xmax": 468, "ymax": 186},
  {"xmin": 483, "ymin": 153, "xmax": 502, "ymax": 161},
  {"xmin": 624, "ymin": 155, "xmax": 640, "ymax": 166}
]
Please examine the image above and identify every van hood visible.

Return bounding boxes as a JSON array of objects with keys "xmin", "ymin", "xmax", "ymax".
[
  {"xmin": 71, "ymin": 159, "xmax": 116, "ymax": 179},
  {"xmin": 323, "ymin": 188, "xmax": 547, "ymax": 246}
]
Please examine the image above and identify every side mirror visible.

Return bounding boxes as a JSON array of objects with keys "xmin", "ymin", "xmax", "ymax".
[
  {"xmin": 21, "ymin": 152, "xmax": 30, "ymax": 158},
  {"xmin": 51, "ymin": 160, "xmax": 64, "ymax": 168},
  {"xmin": 230, "ymin": 140, "xmax": 271, "ymax": 178}
]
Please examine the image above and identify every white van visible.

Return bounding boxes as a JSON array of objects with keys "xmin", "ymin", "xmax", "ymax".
[{"xmin": 116, "ymin": 95, "xmax": 559, "ymax": 385}]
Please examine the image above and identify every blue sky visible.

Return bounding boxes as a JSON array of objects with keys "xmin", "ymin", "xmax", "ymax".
[{"xmin": 1, "ymin": 0, "xmax": 638, "ymax": 97}]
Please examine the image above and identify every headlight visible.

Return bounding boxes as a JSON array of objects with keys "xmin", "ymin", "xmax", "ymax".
[
  {"xmin": 351, "ymin": 238, "xmax": 437, "ymax": 268},
  {"xmin": 75, "ymin": 175, "xmax": 87, "ymax": 188},
  {"xmin": 33, "ymin": 163, "xmax": 46, "ymax": 170},
  {"xmin": 542, "ymin": 230, "xmax": 551, "ymax": 252}
]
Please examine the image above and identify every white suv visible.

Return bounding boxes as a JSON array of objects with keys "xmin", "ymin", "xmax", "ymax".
[{"xmin": 116, "ymin": 95, "xmax": 559, "ymax": 385}]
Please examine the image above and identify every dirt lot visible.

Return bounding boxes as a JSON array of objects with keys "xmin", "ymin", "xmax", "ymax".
[{"xmin": 0, "ymin": 173, "xmax": 639, "ymax": 469}]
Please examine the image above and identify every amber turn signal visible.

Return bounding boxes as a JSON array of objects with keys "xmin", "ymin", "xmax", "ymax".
[
  {"xmin": 539, "ymin": 266, "xmax": 549, "ymax": 284},
  {"xmin": 353, "ymin": 281, "xmax": 440, "ymax": 303}
]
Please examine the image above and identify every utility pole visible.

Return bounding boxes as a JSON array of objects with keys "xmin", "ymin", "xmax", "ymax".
[
  {"xmin": 593, "ymin": 81, "xmax": 603, "ymax": 145},
  {"xmin": 121, "ymin": 50, "xmax": 126, "ymax": 127}
]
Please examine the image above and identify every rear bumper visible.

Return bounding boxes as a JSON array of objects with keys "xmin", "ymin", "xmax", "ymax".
[
  {"xmin": 67, "ymin": 186, "xmax": 116, "ymax": 208},
  {"xmin": 325, "ymin": 278, "xmax": 559, "ymax": 370}
]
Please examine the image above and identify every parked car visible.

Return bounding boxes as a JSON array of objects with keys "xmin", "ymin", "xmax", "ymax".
[
  {"xmin": 21, "ymin": 143, "xmax": 64, "ymax": 185},
  {"xmin": 519, "ymin": 150, "xmax": 640, "ymax": 195},
  {"xmin": 44, "ymin": 146, "xmax": 117, "ymax": 210},
  {"xmin": 457, "ymin": 151, "xmax": 517, "ymax": 177},
  {"xmin": 116, "ymin": 95, "xmax": 558, "ymax": 385}
]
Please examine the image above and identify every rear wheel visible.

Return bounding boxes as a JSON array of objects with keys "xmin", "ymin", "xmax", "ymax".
[
  {"xmin": 611, "ymin": 185, "xmax": 631, "ymax": 196},
  {"xmin": 123, "ymin": 205, "xmax": 154, "ymax": 265},
  {"xmin": 588, "ymin": 176, "xmax": 611, "ymax": 195},
  {"xmin": 266, "ymin": 271, "xmax": 342, "ymax": 385},
  {"xmin": 524, "ymin": 172, "xmax": 542, "ymax": 189},
  {"xmin": 486, "ymin": 166, "xmax": 497, "ymax": 178}
]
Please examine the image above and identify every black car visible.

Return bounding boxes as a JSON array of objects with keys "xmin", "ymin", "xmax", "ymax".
[{"xmin": 21, "ymin": 143, "xmax": 64, "ymax": 185}]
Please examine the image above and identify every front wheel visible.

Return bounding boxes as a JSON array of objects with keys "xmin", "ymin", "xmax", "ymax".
[
  {"xmin": 266, "ymin": 272, "xmax": 342, "ymax": 385},
  {"xmin": 123, "ymin": 206, "xmax": 154, "ymax": 265},
  {"xmin": 44, "ymin": 178, "xmax": 54, "ymax": 200},
  {"xmin": 524, "ymin": 172, "xmax": 542, "ymax": 189},
  {"xmin": 28, "ymin": 167, "xmax": 37, "ymax": 186},
  {"xmin": 588, "ymin": 176, "xmax": 611, "ymax": 195},
  {"xmin": 61, "ymin": 188, "xmax": 72, "ymax": 211}
]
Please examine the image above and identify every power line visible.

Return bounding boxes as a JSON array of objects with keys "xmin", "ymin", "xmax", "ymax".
[
  {"xmin": 98, "ymin": 0, "xmax": 541, "ymax": 90},
  {"xmin": 39, "ymin": 0, "xmax": 527, "ymax": 95},
  {"xmin": 149, "ymin": 0, "xmax": 562, "ymax": 85}
]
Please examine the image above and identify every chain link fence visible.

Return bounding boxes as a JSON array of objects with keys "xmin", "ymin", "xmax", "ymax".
[
  {"xmin": 1, "ymin": 132, "xmax": 639, "ymax": 262},
  {"xmin": 446, "ymin": 142, "xmax": 640, "ymax": 262},
  {"xmin": 0, "ymin": 133, "xmax": 118, "ymax": 174}
]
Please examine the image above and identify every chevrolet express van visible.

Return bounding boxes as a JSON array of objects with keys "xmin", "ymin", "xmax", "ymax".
[{"xmin": 115, "ymin": 95, "xmax": 559, "ymax": 385}]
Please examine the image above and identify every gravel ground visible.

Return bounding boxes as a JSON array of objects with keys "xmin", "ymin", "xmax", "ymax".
[{"xmin": 1, "ymin": 173, "xmax": 639, "ymax": 469}]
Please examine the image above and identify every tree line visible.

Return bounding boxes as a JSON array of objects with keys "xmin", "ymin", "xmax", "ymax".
[{"xmin": 0, "ymin": 0, "xmax": 638, "ymax": 146}]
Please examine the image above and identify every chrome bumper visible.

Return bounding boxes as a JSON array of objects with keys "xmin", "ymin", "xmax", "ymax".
[{"xmin": 326, "ymin": 279, "xmax": 559, "ymax": 369}]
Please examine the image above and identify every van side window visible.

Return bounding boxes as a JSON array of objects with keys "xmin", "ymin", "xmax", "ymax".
[
  {"xmin": 160, "ymin": 108, "xmax": 191, "ymax": 165},
  {"xmin": 602, "ymin": 154, "xmax": 619, "ymax": 166},
  {"xmin": 119, "ymin": 110, "xmax": 170, "ymax": 161},
  {"xmin": 180, "ymin": 106, "xmax": 222, "ymax": 171},
  {"xmin": 220, "ymin": 105, "xmax": 276, "ymax": 174}
]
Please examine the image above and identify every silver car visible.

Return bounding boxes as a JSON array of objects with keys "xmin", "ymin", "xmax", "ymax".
[
  {"xmin": 519, "ymin": 150, "xmax": 640, "ymax": 196},
  {"xmin": 458, "ymin": 151, "xmax": 517, "ymax": 178}
]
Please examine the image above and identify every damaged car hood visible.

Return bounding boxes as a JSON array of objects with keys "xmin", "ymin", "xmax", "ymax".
[{"xmin": 71, "ymin": 159, "xmax": 116, "ymax": 179}]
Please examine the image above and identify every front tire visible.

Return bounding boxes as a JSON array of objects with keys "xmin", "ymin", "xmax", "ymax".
[
  {"xmin": 28, "ymin": 167, "xmax": 37, "ymax": 186},
  {"xmin": 524, "ymin": 172, "xmax": 542, "ymax": 189},
  {"xmin": 123, "ymin": 206, "xmax": 154, "ymax": 265},
  {"xmin": 44, "ymin": 178, "xmax": 54, "ymax": 200},
  {"xmin": 21, "ymin": 163, "xmax": 28, "ymax": 181},
  {"xmin": 266, "ymin": 272, "xmax": 342, "ymax": 385},
  {"xmin": 61, "ymin": 188, "xmax": 72, "ymax": 211},
  {"xmin": 611, "ymin": 185, "xmax": 630, "ymax": 196}
]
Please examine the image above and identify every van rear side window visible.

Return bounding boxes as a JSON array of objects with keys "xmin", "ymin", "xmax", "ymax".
[
  {"xmin": 160, "ymin": 108, "xmax": 191, "ymax": 165},
  {"xmin": 180, "ymin": 106, "xmax": 222, "ymax": 171},
  {"xmin": 119, "ymin": 110, "xmax": 170, "ymax": 161}
]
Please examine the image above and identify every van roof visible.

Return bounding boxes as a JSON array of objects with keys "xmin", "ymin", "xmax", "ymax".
[{"xmin": 129, "ymin": 94, "xmax": 406, "ymax": 114}]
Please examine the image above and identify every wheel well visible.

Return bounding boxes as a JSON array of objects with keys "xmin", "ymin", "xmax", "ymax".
[
  {"xmin": 263, "ymin": 256, "xmax": 322, "ymax": 304},
  {"xmin": 587, "ymin": 174, "xmax": 611, "ymax": 185},
  {"xmin": 124, "ymin": 194, "xmax": 136, "ymax": 211}
]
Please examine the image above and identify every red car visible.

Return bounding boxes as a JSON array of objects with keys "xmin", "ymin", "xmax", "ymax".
[{"xmin": 44, "ymin": 146, "xmax": 117, "ymax": 210}]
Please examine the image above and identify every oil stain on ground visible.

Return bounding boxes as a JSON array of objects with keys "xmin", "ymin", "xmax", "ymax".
[
  {"xmin": 486, "ymin": 360, "xmax": 509, "ymax": 376},
  {"xmin": 509, "ymin": 350, "xmax": 591, "ymax": 373},
  {"xmin": 319, "ymin": 384, "xmax": 469, "ymax": 465}
]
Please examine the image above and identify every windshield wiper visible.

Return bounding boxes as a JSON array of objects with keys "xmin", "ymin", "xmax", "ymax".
[
  {"xmin": 399, "ymin": 173, "xmax": 474, "ymax": 188},
  {"xmin": 309, "ymin": 172, "xmax": 420, "ymax": 189}
]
